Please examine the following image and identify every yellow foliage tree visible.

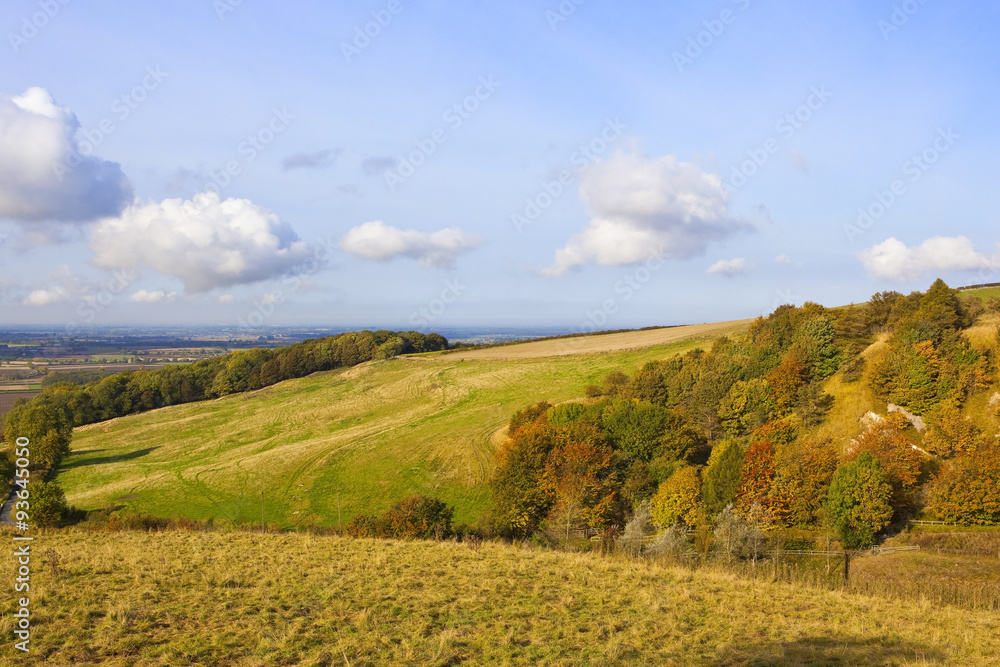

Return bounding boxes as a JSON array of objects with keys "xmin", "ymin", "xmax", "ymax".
[{"xmin": 651, "ymin": 466, "xmax": 701, "ymax": 528}]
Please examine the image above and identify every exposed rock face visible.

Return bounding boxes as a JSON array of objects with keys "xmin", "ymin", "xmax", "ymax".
[{"xmin": 887, "ymin": 403, "xmax": 926, "ymax": 432}]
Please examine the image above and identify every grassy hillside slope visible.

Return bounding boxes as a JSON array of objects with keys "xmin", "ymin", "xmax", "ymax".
[
  {"xmin": 56, "ymin": 323, "xmax": 748, "ymax": 526},
  {"xmin": 4, "ymin": 530, "xmax": 998, "ymax": 666}
]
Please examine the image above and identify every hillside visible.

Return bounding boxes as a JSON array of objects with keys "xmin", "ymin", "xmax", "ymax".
[
  {"xmin": 4, "ymin": 529, "xmax": 999, "ymax": 666},
  {"xmin": 55, "ymin": 322, "xmax": 750, "ymax": 526}
]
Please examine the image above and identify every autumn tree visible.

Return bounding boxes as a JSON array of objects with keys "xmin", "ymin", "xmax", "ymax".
[
  {"xmin": 651, "ymin": 465, "xmax": 701, "ymax": 528},
  {"xmin": 846, "ymin": 413, "xmax": 923, "ymax": 513},
  {"xmin": 507, "ymin": 401, "xmax": 552, "ymax": 438},
  {"xmin": 765, "ymin": 353, "xmax": 808, "ymax": 413},
  {"xmin": 718, "ymin": 379, "xmax": 777, "ymax": 436},
  {"xmin": 924, "ymin": 405, "xmax": 986, "ymax": 457},
  {"xmin": 928, "ymin": 442, "xmax": 1000, "ymax": 525},
  {"xmin": 540, "ymin": 441, "xmax": 619, "ymax": 540},
  {"xmin": 489, "ymin": 422, "xmax": 557, "ymax": 538},
  {"xmin": 601, "ymin": 398, "xmax": 668, "ymax": 461},
  {"xmin": 734, "ymin": 441, "xmax": 775, "ymax": 520},
  {"xmin": 792, "ymin": 315, "xmax": 841, "ymax": 380},
  {"xmin": 774, "ymin": 441, "xmax": 838, "ymax": 526},
  {"xmin": 826, "ymin": 452, "xmax": 894, "ymax": 549},
  {"xmin": 602, "ymin": 371, "xmax": 630, "ymax": 397},
  {"xmin": 752, "ymin": 420, "xmax": 797, "ymax": 447},
  {"xmin": 796, "ymin": 382, "xmax": 835, "ymax": 428},
  {"xmin": 27, "ymin": 481, "xmax": 67, "ymax": 528}
]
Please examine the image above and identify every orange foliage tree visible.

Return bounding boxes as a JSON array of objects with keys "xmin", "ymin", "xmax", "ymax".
[
  {"xmin": 923, "ymin": 405, "xmax": 987, "ymax": 457},
  {"xmin": 846, "ymin": 413, "xmax": 924, "ymax": 512},
  {"xmin": 735, "ymin": 441, "xmax": 776, "ymax": 521},
  {"xmin": 929, "ymin": 442, "xmax": 1000, "ymax": 525},
  {"xmin": 773, "ymin": 441, "xmax": 838, "ymax": 526},
  {"xmin": 489, "ymin": 422, "xmax": 558, "ymax": 538},
  {"xmin": 766, "ymin": 353, "xmax": 808, "ymax": 414},
  {"xmin": 540, "ymin": 441, "xmax": 619, "ymax": 537}
]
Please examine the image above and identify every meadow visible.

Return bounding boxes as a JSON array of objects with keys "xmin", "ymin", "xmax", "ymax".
[
  {"xmin": 56, "ymin": 323, "xmax": 749, "ymax": 527},
  {"xmin": 3, "ymin": 529, "xmax": 1000, "ymax": 666}
]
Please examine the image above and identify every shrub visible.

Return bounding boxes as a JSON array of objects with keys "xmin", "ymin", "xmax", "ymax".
[
  {"xmin": 380, "ymin": 495, "xmax": 454, "ymax": 540},
  {"xmin": 346, "ymin": 514, "xmax": 380, "ymax": 538},
  {"xmin": 645, "ymin": 524, "xmax": 690, "ymax": 561},
  {"xmin": 717, "ymin": 502, "xmax": 768, "ymax": 561},
  {"xmin": 27, "ymin": 480, "xmax": 68, "ymax": 528},
  {"xmin": 618, "ymin": 500, "xmax": 652, "ymax": 557}
]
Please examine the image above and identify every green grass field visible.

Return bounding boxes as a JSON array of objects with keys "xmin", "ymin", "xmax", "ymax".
[
  {"xmin": 4, "ymin": 529, "xmax": 999, "ymax": 666},
  {"xmin": 56, "ymin": 333, "xmax": 724, "ymax": 527},
  {"xmin": 961, "ymin": 285, "xmax": 1000, "ymax": 302}
]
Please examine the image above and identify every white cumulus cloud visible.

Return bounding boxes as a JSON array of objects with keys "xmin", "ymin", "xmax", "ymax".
[
  {"xmin": 543, "ymin": 151, "xmax": 746, "ymax": 276},
  {"xmin": 707, "ymin": 258, "xmax": 751, "ymax": 277},
  {"xmin": 90, "ymin": 192, "xmax": 311, "ymax": 292},
  {"xmin": 128, "ymin": 289, "xmax": 178, "ymax": 303},
  {"xmin": 858, "ymin": 236, "xmax": 990, "ymax": 281},
  {"xmin": 23, "ymin": 286, "xmax": 70, "ymax": 306},
  {"xmin": 0, "ymin": 87, "xmax": 132, "ymax": 223},
  {"xmin": 340, "ymin": 220, "xmax": 482, "ymax": 268}
]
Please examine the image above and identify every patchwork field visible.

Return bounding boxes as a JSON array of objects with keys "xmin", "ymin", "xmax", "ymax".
[
  {"xmin": 56, "ymin": 323, "xmax": 747, "ymax": 527},
  {"xmin": 3, "ymin": 530, "xmax": 998, "ymax": 666},
  {"xmin": 0, "ymin": 391, "xmax": 40, "ymax": 418}
]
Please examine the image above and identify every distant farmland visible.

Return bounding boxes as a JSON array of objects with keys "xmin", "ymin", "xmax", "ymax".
[{"xmin": 0, "ymin": 391, "xmax": 39, "ymax": 417}]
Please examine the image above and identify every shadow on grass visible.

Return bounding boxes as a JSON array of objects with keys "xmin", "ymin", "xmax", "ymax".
[
  {"xmin": 719, "ymin": 634, "xmax": 943, "ymax": 666},
  {"xmin": 60, "ymin": 447, "xmax": 158, "ymax": 469}
]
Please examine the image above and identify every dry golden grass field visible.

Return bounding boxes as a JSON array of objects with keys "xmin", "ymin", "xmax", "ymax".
[
  {"xmin": 443, "ymin": 320, "xmax": 752, "ymax": 359},
  {"xmin": 2, "ymin": 529, "xmax": 999, "ymax": 666}
]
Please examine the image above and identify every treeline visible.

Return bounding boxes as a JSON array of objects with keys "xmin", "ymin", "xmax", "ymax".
[
  {"xmin": 490, "ymin": 280, "xmax": 1000, "ymax": 548},
  {"xmin": 0, "ymin": 330, "xmax": 448, "ymax": 520}
]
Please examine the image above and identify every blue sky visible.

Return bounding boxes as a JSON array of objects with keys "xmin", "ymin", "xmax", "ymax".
[{"xmin": 1, "ymin": 0, "xmax": 998, "ymax": 331}]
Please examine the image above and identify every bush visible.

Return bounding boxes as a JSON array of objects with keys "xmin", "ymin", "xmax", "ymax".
[
  {"xmin": 645, "ymin": 524, "xmax": 690, "ymax": 561},
  {"xmin": 346, "ymin": 514, "xmax": 380, "ymax": 538},
  {"xmin": 347, "ymin": 496, "xmax": 455, "ymax": 540},
  {"xmin": 27, "ymin": 480, "xmax": 68, "ymax": 528},
  {"xmin": 618, "ymin": 500, "xmax": 652, "ymax": 556},
  {"xmin": 381, "ymin": 495, "xmax": 454, "ymax": 540}
]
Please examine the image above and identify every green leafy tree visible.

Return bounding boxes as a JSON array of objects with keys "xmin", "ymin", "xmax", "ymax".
[
  {"xmin": 1, "ymin": 396, "xmax": 72, "ymax": 469},
  {"xmin": 718, "ymin": 378, "xmax": 776, "ymax": 436},
  {"xmin": 27, "ymin": 480, "xmax": 67, "ymax": 528},
  {"xmin": 601, "ymin": 398, "xmax": 668, "ymax": 461},
  {"xmin": 702, "ymin": 440, "xmax": 743, "ymax": 516},
  {"xmin": 826, "ymin": 452, "xmax": 893, "ymax": 548}
]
